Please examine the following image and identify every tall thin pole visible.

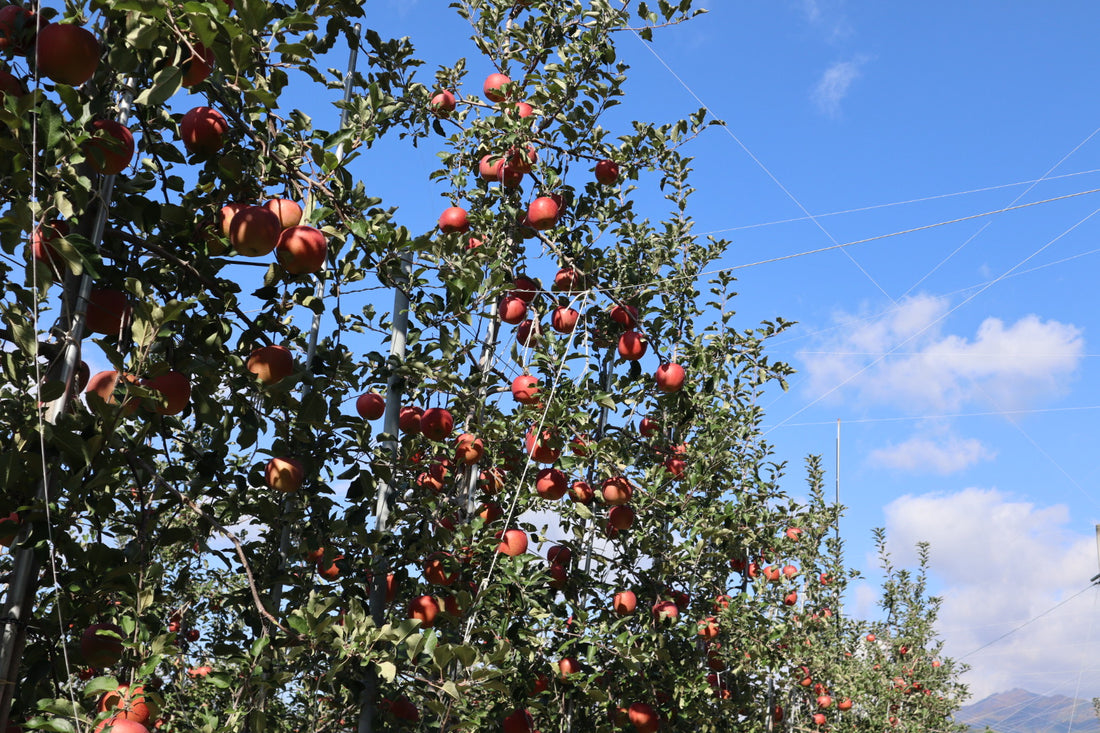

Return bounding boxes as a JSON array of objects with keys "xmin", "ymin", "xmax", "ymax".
[
  {"xmin": 834, "ymin": 418, "xmax": 840, "ymax": 544},
  {"xmin": 0, "ymin": 83, "xmax": 134, "ymax": 731}
]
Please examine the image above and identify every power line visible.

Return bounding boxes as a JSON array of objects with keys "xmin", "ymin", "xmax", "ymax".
[{"xmin": 958, "ymin": 584, "xmax": 1097, "ymax": 661}]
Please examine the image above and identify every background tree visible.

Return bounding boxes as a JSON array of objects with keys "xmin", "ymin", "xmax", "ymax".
[{"xmin": 0, "ymin": 0, "xmax": 968, "ymax": 731}]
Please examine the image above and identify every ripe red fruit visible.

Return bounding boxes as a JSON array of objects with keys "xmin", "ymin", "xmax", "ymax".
[
  {"xmin": 36, "ymin": 23, "xmax": 99, "ymax": 85},
  {"xmin": 569, "ymin": 480, "xmax": 594, "ymax": 504},
  {"xmin": 535, "ymin": 468, "xmax": 567, "ymax": 500},
  {"xmin": 511, "ymin": 374, "xmax": 539, "ymax": 404},
  {"xmin": 81, "ymin": 623, "xmax": 124, "ymax": 667},
  {"xmin": 785, "ymin": 526, "xmax": 803, "ymax": 541},
  {"xmin": 0, "ymin": 5, "xmax": 36, "ymax": 55},
  {"xmin": 601, "ymin": 475, "xmax": 633, "ymax": 506},
  {"xmin": 516, "ymin": 319, "xmax": 540, "ymax": 347},
  {"xmin": 514, "ymin": 101, "xmax": 534, "ymax": 118},
  {"xmin": 398, "ymin": 405, "xmax": 423, "ymax": 434},
  {"xmin": 628, "ymin": 702, "xmax": 659, "ymax": 733},
  {"xmin": 511, "ymin": 275, "xmax": 539, "ymax": 303},
  {"xmin": 478, "ymin": 154, "xmax": 503, "ymax": 181},
  {"xmin": 558, "ymin": 656, "xmax": 580, "ymax": 680},
  {"xmin": 552, "ymin": 267, "xmax": 582, "ymax": 293},
  {"xmin": 276, "ymin": 225, "xmax": 326, "ymax": 274},
  {"xmin": 784, "ymin": 590, "xmax": 798, "ymax": 606},
  {"xmin": 498, "ymin": 294, "xmax": 528, "ymax": 324},
  {"xmin": 651, "ymin": 600, "xmax": 679, "ymax": 622},
  {"xmin": 609, "ymin": 303, "xmax": 638, "ymax": 327},
  {"xmin": 866, "ymin": 633, "xmax": 876, "ymax": 642},
  {"xmin": 420, "ymin": 407, "xmax": 454, "ymax": 441},
  {"xmin": 595, "ymin": 159, "xmax": 620, "ymax": 184},
  {"xmin": 477, "ymin": 501, "xmax": 502, "ymax": 523},
  {"xmin": 265, "ymin": 457, "xmax": 304, "ymax": 493},
  {"xmin": 525, "ymin": 426, "xmax": 561, "ymax": 463},
  {"xmin": 526, "ymin": 196, "xmax": 559, "ymax": 230},
  {"xmin": 812, "ymin": 712, "xmax": 827, "ymax": 725},
  {"xmin": 438, "ymin": 206, "xmax": 469, "ymax": 234},
  {"xmin": 356, "ymin": 392, "xmax": 385, "ymax": 420},
  {"xmin": 454, "ymin": 433, "xmax": 484, "ymax": 464},
  {"xmin": 98, "ymin": 683, "xmax": 154, "ymax": 725},
  {"xmin": 617, "ymin": 331, "xmax": 647, "ymax": 360},
  {"xmin": 817, "ymin": 695, "xmax": 833, "ymax": 709},
  {"xmin": 144, "ymin": 370, "xmax": 191, "ymax": 415},
  {"xmin": 608, "ymin": 505, "xmax": 634, "ymax": 530},
  {"xmin": 408, "ymin": 594, "xmax": 439, "ymax": 627},
  {"xmin": 218, "ymin": 202, "xmax": 246, "ymax": 238},
  {"xmin": 263, "ymin": 198, "xmax": 303, "ymax": 229},
  {"xmin": 546, "ymin": 544, "xmax": 571, "ymax": 566},
  {"xmin": 639, "ymin": 416, "xmax": 659, "ymax": 437},
  {"xmin": 654, "ymin": 363, "xmax": 685, "ymax": 392},
  {"xmin": 0, "ymin": 511, "xmax": 19, "ymax": 547},
  {"xmin": 423, "ymin": 552, "xmax": 458, "ymax": 586},
  {"xmin": 550, "ymin": 306, "xmax": 579, "ymax": 334},
  {"xmin": 662, "ymin": 457, "xmax": 686, "ymax": 480},
  {"xmin": 93, "ymin": 717, "xmax": 148, "ymax": 733},
  {"xmin": 246, "ymin": 345, "xmax": 293, "ymax": 385},
  {"xmin": 84, "ymin": 288, "xmax": 131, "ymax": 336},
  {"xmin": 430, "ymin": 89, "xmax": 455, "ymax": 116},
  {"xmin": 84, "ymin": 120, "xmax": 134, "ymax": 176},
  {"xmin": 613, "ymin": 590, "xmax": 637, "ymax": 615},
  {"xmin": 230, "ymin": 205, "xmax": 281, "ymax": 257},
  {"xmin": 483, "ymin": 72, "xmax": 512, "ymax": 102},
  {"xmin": 0, "ymin": 66, "xmax": 24, "ymax": 100},
  {"xmin": 501, "ymin": 708, "xmax": 533, "ymax": 733},
  {"xmin": 782, "ymin": 564, "xmax": 799, "ymax": 579},
  {"xmin": 180, "ymin": 106, "xmax": 229, "ymax": 157},
  {"xmin": 182, "ymin": 41, "xmax": 214, "ymax": 87},
  {"xmin": 496, "ymin": 528, "xmax": 528, "ymax": 556},
  {"xmin": 697, "ymin": 617, "xmax": 719, "ymax": 639},
  {"xmin": 85, "ymin": 371, "xmax": 140, "ymax": 416}
]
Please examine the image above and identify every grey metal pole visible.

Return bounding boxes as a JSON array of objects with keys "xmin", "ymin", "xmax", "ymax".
[{"xmin": 0, "ymin": 82, "xmax": 134, "ymax": 731}]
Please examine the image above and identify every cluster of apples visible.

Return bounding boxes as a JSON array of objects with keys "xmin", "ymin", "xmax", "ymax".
[{"xmin": 214, "ymin": 198, "xmax": 328, "ymax": 274}]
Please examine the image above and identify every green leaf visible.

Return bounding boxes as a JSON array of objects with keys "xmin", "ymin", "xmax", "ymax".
[{"xmin": 376, "ymin": 660, "xmax": 397, "ymax": 682}]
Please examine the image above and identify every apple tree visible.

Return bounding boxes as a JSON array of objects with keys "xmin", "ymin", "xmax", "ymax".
[{"xmin": 0, "ymin": 0, "xmax": 968, "ymax": 732}]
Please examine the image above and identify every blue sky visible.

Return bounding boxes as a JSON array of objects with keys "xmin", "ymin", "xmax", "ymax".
[{"xmin": 356, "ymin": 0, "xmax": 1100, "ymax": 703}]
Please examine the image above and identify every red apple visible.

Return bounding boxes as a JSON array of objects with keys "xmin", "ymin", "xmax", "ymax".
[
  {"xmin": 817, "ymin": 695, "xmax": 833, "ymax": 709},
  {"xmin": 230, "ymin": 205, "xmax": 281, "ymax": 257},
  {"xmin": 85, "ymin": 371, "xmax": 139, "ymax": 415},
  {"xmin": 525, "ymin": 426, "xmax": 561, "ymax": 463},
  {"xmin": 601, "ymin": 475, "xmax": 632, "ymax": 506},
  {"xmin": 501, "ymin": 708, "xmax": 533, "ymax": 733},
  {"xmin": 654, "ymin": 363, "xmax": 685, "ymax": 392},
  {"xmin": 83, "ymin": 120, "xmax": 134, "ymax": 176},
  {"xmin": 93, "ymin": 717, "xmax": 149, "ymax": 733},
  {"xmin": 477, "ymin": 501, "xmax": 502, "ymax": 523},
  {"xmin": 516, "ymin": 319, "xmax": 540, "ymax": 347},
  {"xmin": 628, "ymin": 702, "xmax": 659, "ymax": 733},
  {"xmin": 180, "ymin": 106, "xmax": 229, "ymax": 157},
  {"xmin": 496, "ymin": 528, "xmax": 528, "ymax": 556},
  {"xmin": 613, "ymin": 590, "xmax": 637, "ymax": 615},
  {"xmin": 558, "ymin": 656, "xmax": 580, "ymax": 680},
  {"xmin": 356, "ymin": 392, "xmax": 385, "ymax": 420},
  {"xmin": 218, "ymin": 202, "xmax": 246, "ymax": 238},
  {"xmin": 595, "ymin": 159, "xmax": 619, "ymax": 184},
  {"xmin": 511, "ymin": 374, "xmax": 539, "ymax": 404},
  {"xmin": 498, "ymin": 294, "xmax": 528, "ymax": 324},
  {"xmin": 98, "ymin": 683, "xmax": 154, "ymax": 725},
  {"xmin": 697, "ymin": 617, "xmax": 719, "ymax": 639},
  {"xmin": 607, "ymin": 504, "xmax": 634, "ymax": 530},
  {"xmin": 246, "ymin": 344, "xmax": 294, "ymax": 385},
  {"xmin": 0, "ymin": 5, "xmax": 36, "ymax": 54},
  {"xmin": 420, "ymin": 407, "xmax": 454, "ymax": 441},
  {"xmin": 144, "ymin": 370, "xmax": 190, "ymax": 415},
  {"xmin": 609, "ymin": 303, "xmax": 638, "ymax": 327},
  {"xmin": 36, "ymin": 22, "xmax": 99, "ymax": 85},
  {"xmin": 535, "ymin": 467, "xmax": 567, "ymax": 500},
  {"xmin": 263, "ymin": 198, "xmax": 303, "ymax": 229},
  {"xmin": 812, "ymin": 712, "xmax": 827, "ymax": 726},
  {"xmin": 276, "ymin": 225, "xmax": 327, "ymax": 274},
  {"xmin": 546, "ymin": 544, "xmax": 571, "ymax": 566},
  {"xmin": 784, "ymin": 591, "xmax": 798, "ymax": 606},
  {"xmin": 398, "ymin": 405, "xmax": 423, "ymax": 434},
  {"xmin": 638, "ymin": 416, "xmax": 658, "ymax": 437},
  {"xmin": 617, "ymin": 331, "xmax": 647, "ymax": 360},
  {"xmin": 483, "ymin": 72, "xmax": 512, "ymax": 102},
  {"xmin": 0, "ymin": 511, "xmax": 19, "ymax": 547},
  {"xmin": 511, "ymin": 275, "xmax": 539, "ymax": 303},
  {"xmin": 550, "ymin": 306, "xmax": 579, "ymax": 333},
  {"xmin": 454, "ymin": 433, "xmax": 484, "ymax": 464},
  {"xmin": 838, "ymin": 698, "xmax": 853, "ymax": 711},
  {"xmin": 182, "ymin": 41, "xmax": 213, "ymax": 87},
  {"xmin": 478, "ymin": 154, "xmax": 503, "ymax": 181},
  {"xmin": 569, "ymin": 480, "xmax": 593, "ymax": 504},
  {"xmin": 0, "ymin": 67, "xmax": 25, "ymax": 99},
  {"xmin": 552, "ymin": 267, "xmax": 582, "ymax": 293},
  {"xmin": 81, "ymin": 623, "xmax": 124, "ymax": 667},
  {"xmin": 782, "ymin": 564, "xmax": 798, "ymax": 579},
  {"xmin": 84, "ymin": 288, "xmax": 131, "ymax": 336},
  {"xmin": 526, "ymin": 196, "xmax": 559, "ymax": 230},
  {"xmin": 265, "ymin": 457, "xmax": 304, "ymax": 493},
  {"xmin": 408, "ymin": 594, "xmax": 439, "ymax": 627},
  {"xmin": 423, "ymin": 552, "xmax": 458, "ymax": 586},
  {"xmin": 507, "ymin": 144, "xmax": 538, "ymax": 174},
  {"xmin": 514, "ymin": 101, "xmax": 534, "ymax": 118},
  {"xmin": 438, "ymin": 206, "xmax": 469, "ymax": 234},
  {"xmin": 430, "ymin": 89, "xmax": 455, "ymax": 116}
]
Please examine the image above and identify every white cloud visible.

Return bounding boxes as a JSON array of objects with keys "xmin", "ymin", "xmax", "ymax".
[
  {"xmin": 799, "ymin": 294, "xmax": 1085, "ymax": 414},
  {"xmin": 880, "ymin": 488, "xmax": 1100, "ymax": 701},
  {"xmin": 868, "ymin": 428, "xmax": 994, "ymax": 474},
  {"xmin": 812, "ymin": 58, "xmax": 865, "ymax": 117}
]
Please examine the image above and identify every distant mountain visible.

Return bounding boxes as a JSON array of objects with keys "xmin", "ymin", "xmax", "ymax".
[{"xmin": 957, "ymin": 688, "xmax": 1100, "ymax": 733}]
